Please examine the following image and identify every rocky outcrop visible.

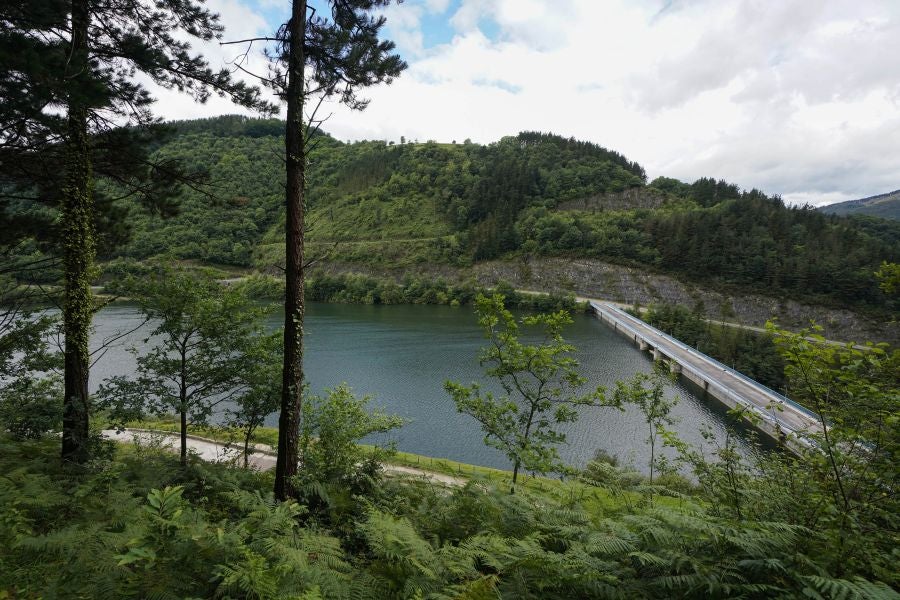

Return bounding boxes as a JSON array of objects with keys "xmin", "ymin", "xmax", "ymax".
[
  {"xmin": 556, "ymin": 188, "xmax": 670, "ymax": 212},
  {"xmin": 316, "ymin": 257, "xmax": 897, "ymax": 345},
  {"xmin": 471, "ymin": 258, "xmax": 897, "ymax": 344}
]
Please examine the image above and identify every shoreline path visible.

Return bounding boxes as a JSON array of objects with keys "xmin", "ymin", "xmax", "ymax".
[{"xmin": 102, "ymin": 429, "xmax": 465, "ymax": 487}]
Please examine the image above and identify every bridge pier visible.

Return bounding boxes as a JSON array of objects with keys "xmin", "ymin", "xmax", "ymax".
[
  {"xmin": 669, "ymin": 361, "xmax": 682, "ymax": 375},
  {"xmin": 639, "ymin": 340, "xmax": 649, "ymax": 351},
  {"xmin": 652, "ymin": 348, "xmax": 662, "ymax": 361}
]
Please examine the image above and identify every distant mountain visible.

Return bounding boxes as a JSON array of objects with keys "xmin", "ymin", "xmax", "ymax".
[{"xmin": 819, "ymin": 190, "xmax": 900, "ymax": 220}]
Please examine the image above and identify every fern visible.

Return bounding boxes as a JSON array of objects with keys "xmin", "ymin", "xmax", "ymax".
[
  {"xmin": 802, "ymin": 576, "xmax": 900, "ymax": 600},
  {"xmin": 215, "ymin": 549, "xmax": 279, "ymax": 599}
]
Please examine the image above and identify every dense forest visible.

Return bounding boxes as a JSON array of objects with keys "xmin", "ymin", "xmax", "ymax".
[{"xmin": 9, "ymin": 115, "xmax": 893, "ymax": 313}]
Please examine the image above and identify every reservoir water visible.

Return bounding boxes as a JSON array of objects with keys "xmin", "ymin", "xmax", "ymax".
[{"xmin": 89, "ymin": 301, "xmax": 757, "ymax": 472}]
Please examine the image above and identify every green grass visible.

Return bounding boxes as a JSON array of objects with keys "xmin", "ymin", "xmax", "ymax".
[
  {"xmin": 122, "ymin": 417, "xmax": 670, "ymax": 513},
  {"xmin": 305, "ymin": 194, "xmax": 450, "ymax": 242},
  {"xmin": 380, "ymin": 448, "xmax": 636, "ymax": 511}
]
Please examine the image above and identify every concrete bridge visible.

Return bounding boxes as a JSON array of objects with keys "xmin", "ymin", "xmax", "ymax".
[{"xmin": 589, "ymin": 301, "xmax": 820, "ymax": 452}]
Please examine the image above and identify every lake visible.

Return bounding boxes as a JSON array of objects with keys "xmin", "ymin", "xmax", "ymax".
[{"xmin": 89, "ymin": 301, "xmax": 759, "ymax": 472}]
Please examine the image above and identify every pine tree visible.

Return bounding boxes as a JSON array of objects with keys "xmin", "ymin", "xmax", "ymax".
[
  {"xmin": 256, "ymin": 0, "xmax": 405, "ymax": 500},
  {"xmin": 1, "ymin": 0, "xmax": 272, "ymax": 462}
]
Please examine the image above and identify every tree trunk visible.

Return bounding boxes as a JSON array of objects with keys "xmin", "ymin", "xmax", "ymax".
[
  {"xmin": 180, "ymin": 349, "xmax": 188, "ymax": 465},
  {"xmin": 510, "ymin": 407, "xmax": 536, "ymax": 493},
  {"xmin": 180, "ymin": 407, "xmax": 187, "ymax": 466},
  {"xmin": 244, "ymin": 433, "xmax": 251, "ymax": 469},
  {"xmin": 61, "ymin": 0, "xmax": 94, "ymax": 464},
  {"xmin": 274, "ymin": 0, "xmax": 307, "ymax": 501},
  {"xmin": 511, "ymin": 459, "xmax": 521, "ymax": 494}
]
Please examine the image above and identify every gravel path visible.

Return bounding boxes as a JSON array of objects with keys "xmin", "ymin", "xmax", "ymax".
[{"xmin": 102, "ymin": 429, "xmax": 466, "ymax": 487}]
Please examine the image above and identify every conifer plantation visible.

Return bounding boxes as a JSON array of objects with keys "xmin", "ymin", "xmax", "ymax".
[{"xmin": 1, "ymin": 1, "xmax": 898, "ymax": 598}]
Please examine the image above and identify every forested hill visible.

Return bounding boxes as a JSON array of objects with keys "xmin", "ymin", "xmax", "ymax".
[
  {"xmin": 818, "ymin": 189, "xmax": 900, "ymax": 221},
  {"xmin": 98, "ymin": 115, "xmax": 899, "ymax": 312}
]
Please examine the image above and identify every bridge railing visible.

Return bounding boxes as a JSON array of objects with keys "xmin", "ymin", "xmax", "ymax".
[
  {"xmin": 589, "ymin": 302, "xmax": 818, "ymax": 446},
  {"xmin": 600, "ymin": 303, "xmax": 820, "ymax": 421}
]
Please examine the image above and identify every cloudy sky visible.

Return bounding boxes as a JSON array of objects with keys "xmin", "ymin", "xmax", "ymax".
[{"xmin": 155, "ymin": 0, "xmax": 900, "ymax": 207}]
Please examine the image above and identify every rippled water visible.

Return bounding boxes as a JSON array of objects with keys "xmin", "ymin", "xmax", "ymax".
[{"xmin": 89, "ymin": 302, "xmax": 760, "ymax": 472}]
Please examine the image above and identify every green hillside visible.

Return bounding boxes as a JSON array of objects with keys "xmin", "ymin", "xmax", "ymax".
[
  {"xmin": 818, "ymin": 190, "xmax": 900, "ymax": 220},
  {"xmin": 15, "ymin": 115, "xmax": 898, "ymax": 312}
]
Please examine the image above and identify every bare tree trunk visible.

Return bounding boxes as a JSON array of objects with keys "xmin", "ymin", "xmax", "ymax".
[
  {"xmin": 274, "ymin": 0, "xmax": 307, "ymax": 501},
  {"xmin": 61, "ymin": 0, "xmax": 94, "ymax": 464},
  {"xmin": 244, "ymin": 432, "xmax": 251, "ymax": 469},
  {"xmin": 510, "ymin": 408, "xmax": 536, "ymax": 493},
  {"xmin": 180, "ymin": 407, "xmax": 187, "ymax": 466},
  {"xmin": 180, "ymin": 351, "xmax": 188, "ymax": 465}
]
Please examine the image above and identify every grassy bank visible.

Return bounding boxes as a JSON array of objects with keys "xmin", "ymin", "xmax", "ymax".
[{"xmin": 120, "ymin": 417, "xmax": 650, "ymax": 511}]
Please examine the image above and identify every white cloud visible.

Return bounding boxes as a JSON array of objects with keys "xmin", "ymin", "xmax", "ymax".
[
  {"xmin": 139, "ymin": 0, "xmax": 280, "ymax": 121},
  {"xmin": 153, "ymin": 0, "xmax": 900, "ymax": 206},
  {"xmin": 449, "ymin": 0, "xmax": 493, "ymax": 32},
  {"xmin": 380, "ymin": 3, "xmax": 428, "ymax": 55}
]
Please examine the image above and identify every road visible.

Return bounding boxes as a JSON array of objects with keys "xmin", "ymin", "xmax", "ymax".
[
  {"xmin": 590, "ymin": 302, "xmax": 821, "ymax": 439},
  {"xmin": 517, "ymin": 288, "xmax": 868, "ymax": 349}
]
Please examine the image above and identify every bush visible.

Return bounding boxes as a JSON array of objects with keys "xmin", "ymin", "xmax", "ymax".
[{"xmin": 0, "ymin": 377, "xmax": 62, "ymax": 439}]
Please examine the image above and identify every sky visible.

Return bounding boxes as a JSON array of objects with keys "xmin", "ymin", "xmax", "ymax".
[{"xmin": 153, "ymin": 0, "xmax": 900, "ymax": 207}]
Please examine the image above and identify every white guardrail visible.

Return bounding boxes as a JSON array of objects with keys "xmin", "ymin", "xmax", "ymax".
[{"xmin": 589, "ymin": 301, "xmax": 818, "ymax": 448}]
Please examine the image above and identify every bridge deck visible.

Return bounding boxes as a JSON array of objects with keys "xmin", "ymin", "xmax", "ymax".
[{"xmin": 589, "ymin": 301, "xmax": 821, "ymax": 446}]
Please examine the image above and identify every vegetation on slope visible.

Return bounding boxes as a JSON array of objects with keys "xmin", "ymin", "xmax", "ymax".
[
  {"xmin": 8, "ymin": 115, "xmax": 897, "ymax": 314},
  {"xmin": 2, "ymin": 319, "xmax": 897, "ymax": 598},
  {"xmin": 67, "ymin": 115, "xmax": 894, "ymax": 314},
  {"xmin": 819, "ymin": 190, "xmax": 900, "ymax": 221}
]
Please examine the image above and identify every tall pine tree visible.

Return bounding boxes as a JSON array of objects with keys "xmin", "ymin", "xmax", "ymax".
[
  {"xmin": 257, "ymin": 0, "xmax": 405, "ymax": 499},
  {"xmin": 2, "ymin": 0, "xmax": 272, "ymax": 462}
]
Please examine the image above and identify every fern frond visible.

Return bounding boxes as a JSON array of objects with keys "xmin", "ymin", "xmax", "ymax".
[{"xmin": 802, "ymin": 576, "xmax": 900, "ymax": 600}]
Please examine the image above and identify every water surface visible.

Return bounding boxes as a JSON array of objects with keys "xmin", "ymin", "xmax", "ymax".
[{"xmin": 90, "ymin": 302, "xmax": 757, "ymax": 472}]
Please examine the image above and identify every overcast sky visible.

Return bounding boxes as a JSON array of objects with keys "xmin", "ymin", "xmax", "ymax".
[{"xmin": 153, "ymin": 0, "xmax": 900, "ymax": 207}]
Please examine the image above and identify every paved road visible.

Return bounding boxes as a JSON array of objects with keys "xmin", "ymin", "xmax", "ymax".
[
  {"xmin": 102, "ymin": 429, "xmax": 465, "ymax": 486},
  {"xmin": 589, "ymin": 302, "xmax": 821, "ymax": 439}
]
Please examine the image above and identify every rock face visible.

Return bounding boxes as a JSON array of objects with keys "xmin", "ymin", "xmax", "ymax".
[
  {"xmin": 557, "ymin": 189, "xmax": 670, "ymax": 212},
  {"xmin": 319, "ymin": 257, "xmax": 898, "ymax": 345},
  {"xmin": 470, "ymin": 258, "xmax": 897, "ymax": 344}
]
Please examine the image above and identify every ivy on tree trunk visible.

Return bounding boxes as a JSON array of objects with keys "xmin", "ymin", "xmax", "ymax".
[{"xmin": 60, "ymin": 0, "xmax": 94, "ymax": 464}]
